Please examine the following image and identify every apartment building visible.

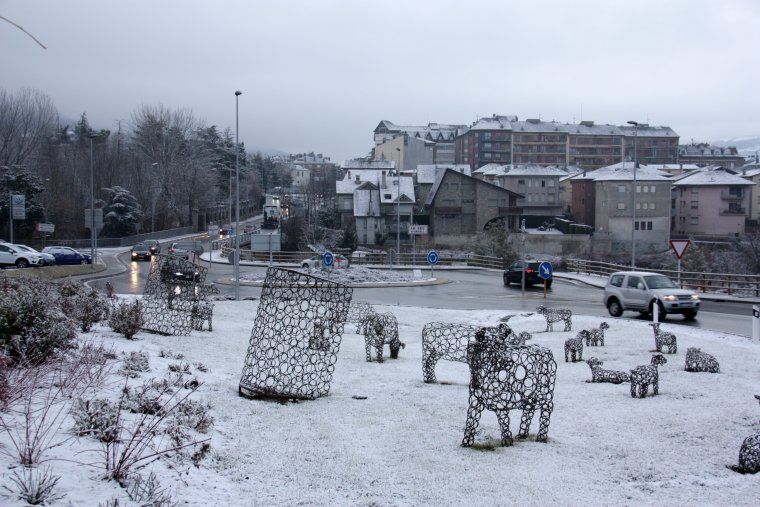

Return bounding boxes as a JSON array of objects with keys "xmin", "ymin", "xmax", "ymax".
[
  {"xmin": 412, "ymin": 164, "xmax": 471, "ymax": 205},
  {"xmin": 677, "ymin": 143, "xmax": 746, "ymax": 169},
  {"xmin": 424, "ymin": 169, "xmax": 522, "ymax": 245},
  {"xmin": 739, "ymin": 164, "xmax": 760, "ymax": 221},
  {"xmin": 472, "ymin": 164, "xmax": 567, "ymax": 216},
  {"xmin": 672, "ymin": 168, "xmax": 753, "ymax": 237},
  {"xmin": 571, "ymin": 162, "xmax": 672, "ymax": 251},
  {"xmin": 374, "ymin": 134, "xmax": 434, "ymax": 172},
  {"xmin": 373, "ymin": 120, "xmax": 465, "ymax": 166},
  {"xmin": 455, "ymin": 115, "xmax": 679, "ymax": 170}
]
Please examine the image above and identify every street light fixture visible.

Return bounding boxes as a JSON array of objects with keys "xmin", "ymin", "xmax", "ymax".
[
  {"xmin": 234, "ymin": 90, "xmax": 242, "ymax": 300},
  {"xmin": 150, "ymin": 162, "xmax": 159, "ymax": 233}
]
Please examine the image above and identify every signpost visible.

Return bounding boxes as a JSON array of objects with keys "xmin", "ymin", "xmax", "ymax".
[
  {"xmin": 753, "ymin": 305, "xmax": 760, "ymax": 341},
  {"xmin": 538, "ymin": 261, "xmax": 553, "ymax": 299},
  {"xmin": 36, "ymin": 222, "xmax": 54, "ymax": 248},
  {"xmin": 9, "ymin": 194, "xmax": 25, "ymax": 243},
  {"xmin": 669, "ymin": 239, "xmax": 691, "ymax": 286},
  {"xmin": 427, "ymin": 250, "xmax": 438, "ymax": 279},
  {"xmin": 409, "ymin": 224, "xmax": 428, "ymax": 266},
  {"xmin": 323, "ymin": 251, "xmax": 334, "ymax": 270}
]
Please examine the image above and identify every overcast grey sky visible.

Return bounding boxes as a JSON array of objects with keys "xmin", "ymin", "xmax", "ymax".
[{"xmin": 2, "ymin": 0, "xmax": 760, "ymax": 161}]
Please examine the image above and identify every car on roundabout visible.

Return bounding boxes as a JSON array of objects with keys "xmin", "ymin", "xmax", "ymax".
[
  {"xmin": 503, "ymin": 259, "xmax": 552, "ymax": 288},
  {"xmin": 301, "ymin": 253, "xmax": 349, "ymax": 269},
  {"xmin": 142, "ymin": 239, "xmax": 161, "ymax": 255},
  {"xmin": 130, "ymin": 244, "xmax": 152, "ymax": 261},
  {"xmin": 603, "ymin": 271, "xmax": 700, "ymax": 320}
]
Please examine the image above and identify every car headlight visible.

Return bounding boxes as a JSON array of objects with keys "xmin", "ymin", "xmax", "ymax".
[
  {"xmin": 691, "ymin": 294, "xmax": 700, "ymax": 301},
  {"xmin": 662, "ymin": 295, "xmax": 677, "ymax": 301}
]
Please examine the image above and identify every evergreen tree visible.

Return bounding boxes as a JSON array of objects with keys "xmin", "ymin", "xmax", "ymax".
[{"xmin": 101, "ymin": 186, "xmax": 143, "ymax": 237}]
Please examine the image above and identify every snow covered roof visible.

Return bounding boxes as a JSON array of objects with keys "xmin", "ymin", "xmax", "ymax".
[
  {"xmin": 647, "ymin": 164, "xmax": 701, "ymax": 171},
  {"xmin": 465, "ymin": 116, "xmax": 678, "ymax": 138},
  {"xmin": 340, "ymin": 159, "xmax": 395, "ymax": 170},
  {"xmin": 469, "ymin": 115, "xmax": 518, "ymax": 131},
  {"xmin": 379, "ymin": 176, "xmax": 415, "ymax": 204},
  {"xmin": 678, "ymin": 143, "xmax": 741, "ymax": 157},
  {"xmin": 424, "ymin": 168, "xmax": 522, "ymax": 207},
  {"xmin": 618, "ymin": 125, "xmax": 679, "ymax": 138},
  {"xmin": 671, "ymin": 168, "xmax": 754, "ymax": 186},
  {"xmin": 373, "ymin": 121, "xmax": 465, "ymax": 143},
  {"xmin": 415, "ymin": 164, "xmax": 471, "ymax": 184},
  {"xmin": 337, "ymin": 170, "xmax": 415, "ymax": 203},
  {"xmin": 582, "ymin": 162, "xmax": 671, "ymax": 182},
  {"xmin": 472, "ymin": 164, "xmax": 570, "ymax": 177}
]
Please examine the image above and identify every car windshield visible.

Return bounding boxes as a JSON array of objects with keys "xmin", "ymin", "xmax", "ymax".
[
  {"xmin": 644, "ymin": 275, "xmax": 678, "ymax": 289},
  {"xmin": 133, "ymin": 245, "xmax": 149, "ymax": 251}
]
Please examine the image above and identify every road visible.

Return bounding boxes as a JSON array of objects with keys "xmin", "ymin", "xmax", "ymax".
[{"xmin": 89, "ymin": 240, "xmax": 754, "ymax": 337}]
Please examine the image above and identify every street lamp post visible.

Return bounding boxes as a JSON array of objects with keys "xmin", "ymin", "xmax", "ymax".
[
  {"xmin": 234, "ymin": 90, "xmax": 242, "ymax": 300},
  {"xmin": 627, "ymin": 120, "xmax": 646, "ymax": 269},
  {"xmin": 150, "ymin": 162, "xmax": 159, "ymax": 233},
  {"xmin": 395, "ymin": 147, "xmax": 401, "ymax": 267},
  {"xmin": 88, "ymin": 133, "xmax": 99, "ymax": 269}
]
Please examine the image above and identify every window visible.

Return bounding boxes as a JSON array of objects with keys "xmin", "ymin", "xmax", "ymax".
[
  {"xmin": 650, "ymin": 202, "xmax": 655, "ymax": 210},
  {"xmin": 627, "ymin": 276, "xmax": 642, "ymax": 289},
  {"xmin": 636, "ymin": 202, "xmax": 641, "ymax": 210},
  {"xmin": 548, "ymin": 195, "xmax": 556, "ymax": 204},
  {"xmin": 647, "ymin": 221, "xmax": 653, "ymax": 230},
  {"xmin": 384, "ymin": 194, "xmax": 392, "ymax": 199},
  {"xmin": 618, "ymin": 185, "xmax": 626, "ymax": 193},
  {"xmin": 484, "ymin": 152, "xmax": 492, "ymax": 159},
  {"xmin": 517, "ymin": 179, "xmax": 525, "ymax": 185},
  {"xmin": 609, "ymin": 274, "xmax": 624, "ymax": 287},
  {"xmin": 636, "ymin": 185, "xmax": 642, "ymax": 193},
  {"xmin": 487, "ymin": 198, "xmax": 498, "ymax": 207},
  {"xmin": 635, "ymin": 222, "xmax": 639, "ymax": 230},
  {"xmin": 548, "ymin": 180, "xmax": 555, "ymax": 187},
  {"xmin": 462, "ymin": 199, "xmax": 474, "ymax": 204},
  {"xmin": 541, "ymin": 180, "xmax": 546, "ymax": 188},
  {"xmin": 691, "ymin": 188, "xmax": 699, "ymax": 194},
  {"xmin": 617, "ymin": 203, "xmax": 626, "ymax": 210},
  {"xmin": 690, "ymin": 216, "xmax": 699, "ymax": 224},
  {"xmin": 650, "ymin": 186, "xmax": 656, "ymax": 193},
  {"xmin": 690, "ymin": 200, "xmax": 699, "ymax": 209},
  {"xmin": 528, "ymin": 180, "xmax": 533, "ymax": 187}
]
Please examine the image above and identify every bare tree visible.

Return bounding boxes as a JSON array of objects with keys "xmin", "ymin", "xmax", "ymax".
[{"xmin": 0, "ymin": 88, "xmax": 58, "ymax": 167}]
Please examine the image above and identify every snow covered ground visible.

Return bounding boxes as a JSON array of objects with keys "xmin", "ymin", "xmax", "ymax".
[
  {"xmin": 240, "ymin": 266, "xmax": 433, "ymax": 285},
  {"xmin": 4, "ymin": 301, "xmax": 758, "ymax": 505}
]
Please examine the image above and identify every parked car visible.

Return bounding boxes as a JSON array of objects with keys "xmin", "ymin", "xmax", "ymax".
[
  {"xmin": 603, "ymin": 271, "xmax": 700, "ymax": 320},
  {"xmin": 130, "ymin": 244, "xmax": 152, "ymax": 261},
  {"xmin": 503, "ymin": 259, "xmax": 552, "ymax": 288},
  {"xmin": 142, "ymin": 239, "xmax": 161, "ymax": 255},
  {"xmin": 219, "ymin": 225, "xmax": 233, "ymax": 236},
  {"xmin": 13, "ymin": 244, "xmax": 55, "ymax": 266},
  {"xmin": 0, "ymin": 243, "xmax": 45, "ymax": 268},
  {"xmin": 301, "ymin": 253, "xmax": 349, "ymax": 269},
  {"xmin": 243, "ymin": 224, "xmax": 256, "ymax": 233},
  {"xmin": 42, "ymin": 246, "xmax": 92, "ymax": 265},
  {"xmin": 168, "ymin": 241, "xmax": 204, "ymax": 260}
]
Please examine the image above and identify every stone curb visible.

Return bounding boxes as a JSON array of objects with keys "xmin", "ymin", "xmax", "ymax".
[{"xmin": 212, "ymin": 276, "xmax": 450, "ymax": 288}]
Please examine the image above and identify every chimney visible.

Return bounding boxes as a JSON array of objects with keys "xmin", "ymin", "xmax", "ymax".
[{"xmin": 381, "ymin": 170, "xmax": 387, "ymax": 189}]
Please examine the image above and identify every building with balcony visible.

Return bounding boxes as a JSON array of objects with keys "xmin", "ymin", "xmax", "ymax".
[
  {"xmin": 677, "ymin": 143, "xmax": 746, "ymax": 169},
  {"xmin": 455, "ymin": 115, "xmax": 679, "ymax": 170},
  {"xmin": 672, "ymin": 167, "xmax": 753, "ymax": 237},
  {"xmin": 424, "ymin": 168, "xmax": 522, "ymax": 246},
  {"xmin": 739, "ymin": 164, "xmax": 760, "ymax": 222},
  {"xmin": 571, "ymin": 162, "xmax": 672, "ymax": 252},
  {"xmin": 472, "ymin": 164, "xmax": 569, "ymax": 216}
]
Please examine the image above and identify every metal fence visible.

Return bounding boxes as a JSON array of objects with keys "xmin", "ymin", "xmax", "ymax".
[
  {"xmin": 33, "ymin": 226, "xmax": 196, "ymax": 250},
  {"xmin": 217, "ymin": 248, "xmax": 505, "ymax": 270},
  {"xmin": 566, "ymin": 258, "xmax": 760, "ymax": 296}
]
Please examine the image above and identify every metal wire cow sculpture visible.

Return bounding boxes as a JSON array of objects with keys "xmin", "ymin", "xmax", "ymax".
[
  {"xmin": 142, "ymin": 254, "xmax": 215, "ymax": 335},
  {"xmin": 239, "ymin": 268, "xmax": 353, "ymax": 401},
  {"xmin": 462, "ymin": 328, "xmax": 557, "ymax": 447}
]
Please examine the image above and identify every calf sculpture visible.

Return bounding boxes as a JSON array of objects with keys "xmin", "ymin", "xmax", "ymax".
[
  {"xmin": 630, "ymin": 354, "xmax": 667, "ymax": 398},
  {"xmin": 462, "ymin": 330, "xmax": 557, "ymax": 447},
  {"xmin": 536, "ymin": 305, "xmax": 572, "ymax": 332},
  {"xmin": 364, "ymin": 312, "xmax": 404, "ymax": 363},
  {"xmin": 684, "ymin": 347, "xmax": 719, "ymax": 373}
]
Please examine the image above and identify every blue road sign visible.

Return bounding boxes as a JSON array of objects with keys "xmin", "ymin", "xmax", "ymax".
[
  {"xmin": 427, "ymin": 250, "xmax": 439, "ymax": 266},
  {"xmin": 323, "ymin": 251, "xmax": 335, "ymax": 267},
  {"xmin": 538, "ymin": 261, "xmax": 553, "ymax": 280}
]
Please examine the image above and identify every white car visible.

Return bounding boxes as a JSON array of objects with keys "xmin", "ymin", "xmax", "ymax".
[
  {"xmin": 301, "ymin": 254, "xmax": 349, "ymax": 269},
  {"xmin": 603, "ymin": 271, "xmax": 700, "ymax": 320},
  {"xmin": 13, "ymin": 244, "xmax": 56, "ymax": 266},
  {"xmin": 0, "ymin": 243, "xmax": 45, "ymax": 268}
]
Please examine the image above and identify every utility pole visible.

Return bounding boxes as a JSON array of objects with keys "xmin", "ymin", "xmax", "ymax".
[
  {"xmin": 234, "ymin": 90, "xmax": 242, "ymax": 300},
  {"xmin": 395, "ymin": 148, "xmax": 401, "ymax": 268},
  {"xmin": 89, "ymin": 133, "xmax": 99, "ymax": 269},
  {"xmin": 627, "ymin": 121, "xmax": 646, "ymax": 269}
]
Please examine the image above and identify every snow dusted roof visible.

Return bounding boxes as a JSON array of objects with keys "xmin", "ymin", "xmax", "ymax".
[
  {"xmin": 472, "ymin": 164, "xmax": 570, "ymax": 177},
  {"xmin": 415, "ymin": 164, "xmax": 471, "ymax": 184},
  {"xmin": 469, "ymin": 115, "xmax": 518, "ymax": 131},
  {"xmin": 379, "ymin": 176, "xmax": 415, "ymax": 204},
  {"xmin": 337, "ymin": 170, "xmax": 416, "ymax": 203},
  {"xmin": 671, "ymin": 168, "xmax": 755, "ymax": 186},
  {"xmin": 647, "ymin": 164, "xmax": 701, "ymax": 171},
  {"xmin": 582, "ymin": 162, "xmax": 671, "ymax": 182},
  {"xmin": 374, "ymin": 121, "xmax": 465, "ymax": 142},
  {"xmin": 424, "ymin": 168, "xmax": 522, "ymax": 207},
  {"xmin": 465, "ymin": 116, "xmax": 678, "ymax": 138},
  {"xmin": 340, "ymin": 159, "xmax": 395, "ymax": 170},
  {"xmin": 618, "ymin": 125, "xmax": 679, "ymax": 138}
]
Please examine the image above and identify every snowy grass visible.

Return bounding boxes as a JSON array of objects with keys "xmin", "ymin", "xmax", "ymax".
[
  {"xmin": 240, "ymin": 266, "xmax": 431, "ymax": 284},
  {"xmin": 1, "ymin": 301, "xmax": 759, "ymax": 504}
]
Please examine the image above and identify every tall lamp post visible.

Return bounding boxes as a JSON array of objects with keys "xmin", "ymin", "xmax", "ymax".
[
  {"xmin": 234, "ymin": 90, "xmax": 242, "ymax": 300},
  {"xmin": 150, "ymin": 162, "xmax": 159, "ymax": 233},
  {"xmin": 88, "ymin": 133, "xmax": 100, "ymax": 269},
  {"xmin": 627, "ymin": 120, "xmax": 646, "ymax": 269},
  {"xmin": 395, "ymin": 147, "xmax": 401, "ymax": 267}
]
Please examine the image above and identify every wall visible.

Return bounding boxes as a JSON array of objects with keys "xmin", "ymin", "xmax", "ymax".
[
  {"xmin": 374, "ymin": 135, "xmax": 434, "ymax": 171},
  {"xmin": 499, "ymin": 174, "xmax": 561, "ymax": 216},
  {"xmin": 594, "ymin": 180, "xmax": 671, "ymax": 245},
  {"xmin": 674, "ymin": 185, "xmax": 748, "ymax": 236},
  {"xmin": 571, "ymin": 179, "xmax": 596, "ymax": 225}
]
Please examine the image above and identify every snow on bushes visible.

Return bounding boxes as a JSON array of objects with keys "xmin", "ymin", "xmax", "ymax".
[
  {"xmin": 108, "ymin": 300, "xmax": 144, "ymax": 340},
  {"xmin": 58, "ymin": 280, "xmax": 109, "ymax": 332},
  {"xmin": 119, "ymin": 351, "xmax": 150, "ymax": 378}
]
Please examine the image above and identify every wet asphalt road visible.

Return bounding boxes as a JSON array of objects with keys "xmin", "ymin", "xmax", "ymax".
[{"xmin": 89, "ymin": 246, "xmax": 754, "ymax": 337}]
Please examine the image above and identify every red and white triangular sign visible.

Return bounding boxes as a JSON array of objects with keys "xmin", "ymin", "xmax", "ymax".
[{"xmin": 670, "ymin": 239, "xmax": 691, "ymax": 259}]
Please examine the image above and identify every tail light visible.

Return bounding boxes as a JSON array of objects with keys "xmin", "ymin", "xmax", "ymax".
[{"xmin": 526, "ymin": 268, "xmax": 534, "ymax": 274}]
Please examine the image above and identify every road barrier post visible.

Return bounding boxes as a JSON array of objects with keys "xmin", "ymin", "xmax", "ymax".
[{"xmin": 753, "ymin": 305, "xmax": 760, "ymax": 341}]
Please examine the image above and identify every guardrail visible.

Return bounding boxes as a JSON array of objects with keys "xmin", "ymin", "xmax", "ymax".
[
  {"xmin": 216, "ymin": 248, "xmax": 504, "ymax": 270},
  {"xmin": 566, "ymin": 258, "xmax": 760, "ymax": 296},
  {"xmin": 211, "ymin": 232, "xmax": 255, "ymax": 251}
]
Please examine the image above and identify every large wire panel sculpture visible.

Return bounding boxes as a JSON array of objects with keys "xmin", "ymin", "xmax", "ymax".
[
  {"xmin": 734, "ymin": 396, "xmax": 760, "ymax": 474},
  {"xmin": 347, "ymin": 301, "xmax": 375, "ymax": 333},
  {"xmin": 462, "ymin": 329, "xmax": 557, "ymax": 447},
  {"xmin": 422, "ymin": 323, "xmax": 528, "ymax": 383},
  {"xmin": 239, "ymin": 267, "xmax": 353, "ymax": 400},
  {"xmin": 142, "ymin": 255, "xmax": 213, "ymax": 336}
]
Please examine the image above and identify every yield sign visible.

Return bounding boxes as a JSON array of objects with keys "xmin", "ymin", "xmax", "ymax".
[{"xmin": 669, "ymin": 239, "xmax": 691, "ymax": 259}]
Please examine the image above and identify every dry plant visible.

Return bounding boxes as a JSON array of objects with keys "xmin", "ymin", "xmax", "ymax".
[{"xmin": 2, "ymin": 466, "xmax": 64, "ymax": 505}]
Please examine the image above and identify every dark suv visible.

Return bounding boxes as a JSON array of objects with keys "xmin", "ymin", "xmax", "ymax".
[{"xmin": 503, "ymin": 260, "xmax": 552, "ymax": 288}]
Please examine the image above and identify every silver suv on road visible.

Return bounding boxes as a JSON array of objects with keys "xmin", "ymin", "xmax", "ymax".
[{"xmin": 603, "ymin": 271, "xmax": 700, "ymax": 320}]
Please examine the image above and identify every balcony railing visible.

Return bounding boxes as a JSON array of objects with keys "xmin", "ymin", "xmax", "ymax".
[
  {"xmin": 721, "ymin": 191, "xmax": 744, "ymax": 201},
  {"xmin": 434, "ymin": 206, "xmax": 462, "ymax": 214},
  {"xmin": 719, "ymin": 208, "xmax": 746, "ymax": 215}
]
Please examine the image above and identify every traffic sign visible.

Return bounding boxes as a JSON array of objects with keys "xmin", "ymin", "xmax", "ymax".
[
  {"xmin": 11, "ymin": 194, "xmax": 25, "ymax": 220},
  {"xmin": 409, "ymin": 224, "xmax": 428, "ymax": 235},
  {"xmin": 323, "ymin": 251, "xmax": 334, "ymax": 268},
  {"xmin": 669, "ymin": 239, "xmax": 691, "ymax": 259},
  {"xmin": 427, "ymin": 250, "xmax": 439, "ymax": 266},
  {"xmin": 538, "ymin": 261, "xmax": 553, "ymax": 280},
  {"xmin": 36, "ymin": 222, "xmax": 55, "ymax": 233}
]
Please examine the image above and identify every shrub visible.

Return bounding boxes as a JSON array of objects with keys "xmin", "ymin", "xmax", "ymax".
[
  {"xmin": 167, "ymin": 362, "xmax": 191, "ymax": 374},
  {"xmin": 2, "ymin": 466, "xmax": 64, "ymax": 505},
  {"xmin": 119, "ymin": 351, "xmax": 150, "ymax": 378},
  {"xmin": 122, "ymin": 380, "xmax": 166, "ymax": 415},
  {"xmin": 71, "ymin": 398, "xmax": 119, "ymax": 442},
  {"xmin": 125, "ymin": 472, "xmax": 175, "ymax": 506},
  {"xmin": 108, "ymin": 300, "xmax": 144, "ymax": 340},
  {"xmin": 173, "ymin": 399, "xmax": 214, "ymax": 433},
  {"xmin": 0, "ymin": 278, "xmax": 78, "ymax": 364},
  {"xmin": 63, "ymin": 283, "xmax": 108, "ymax": 332}
]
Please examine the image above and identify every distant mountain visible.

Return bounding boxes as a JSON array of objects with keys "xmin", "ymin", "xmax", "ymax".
[{"xmin": 711, "ymin": 136, "xmax": 760, "ymax": 157}]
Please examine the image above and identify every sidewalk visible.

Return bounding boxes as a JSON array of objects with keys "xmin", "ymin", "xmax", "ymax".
[{"xmin": 554, "ymin": 271, "xmax": 760, "ymax": 304}]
